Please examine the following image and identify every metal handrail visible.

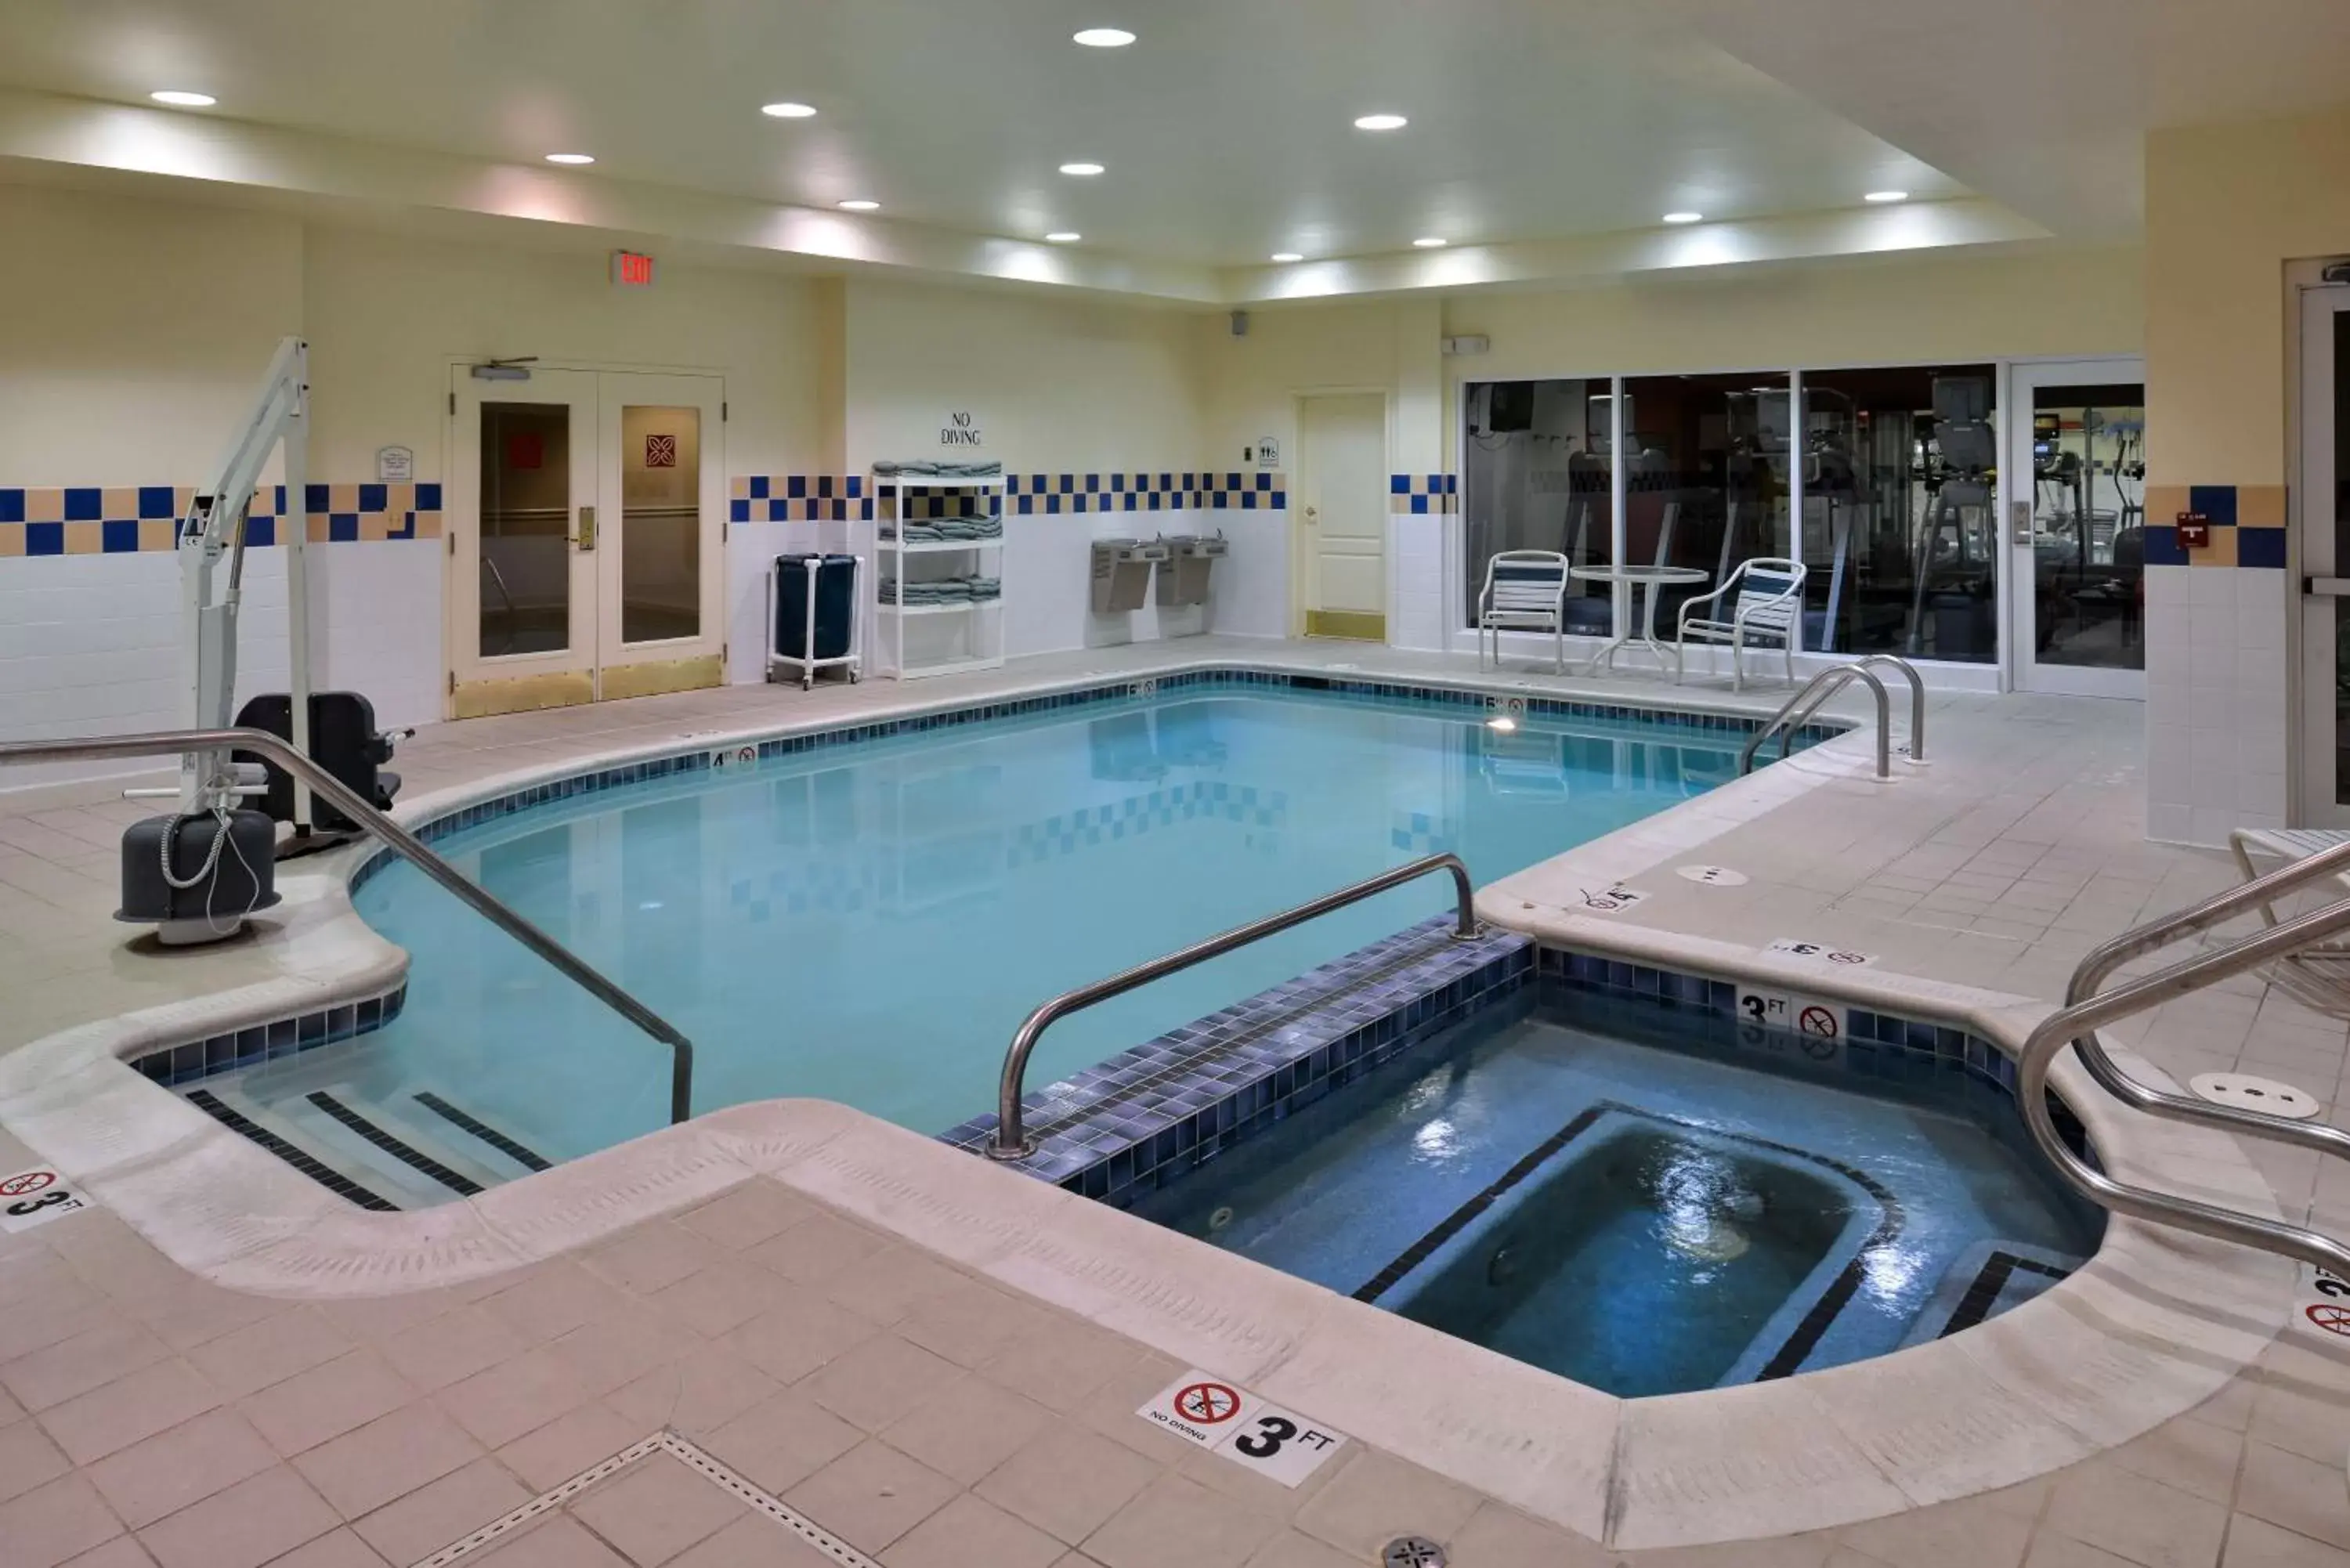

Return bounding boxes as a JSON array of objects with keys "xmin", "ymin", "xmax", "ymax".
[
  {"xmin": 1738, "ymin": 665, "xmax": 1891, "ymax": 779},
  {"xmin": 989, "ymin": 852, "xmax": 1480, "ymax": 1158},
  {"xmin": 1853, "ymin": 655, "xmax": 1927, "ymax": 764},
  {"xmin": 0, "ymin": 728, "xmax": 696, "ymax": 1125}
]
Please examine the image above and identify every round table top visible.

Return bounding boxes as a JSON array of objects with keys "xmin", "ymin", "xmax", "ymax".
[{"xmin": 1567, "ymin": 564, "xmax": 1711, "ymax": 585}]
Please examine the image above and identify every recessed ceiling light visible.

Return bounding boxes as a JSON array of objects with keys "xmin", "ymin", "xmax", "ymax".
[
  {"xmin": 1412, "ymin": 236, "xmax": 1448, "ymax": 248},
  {"xmin": 1058, "ymin": 161, "xmax": 1105, "ymax": 176},
  {"xmin": 1072, "ymin": 27, "xmax": 1136, "ymax": 47},
  {"xmin": 1662, "ymin": 211, "xmax": 1703, "ymax": 224},
  {"xmin": 1354, "ymin": 114, "xmax": 1408, "ymax": 132},
  {"xmin": 1271, "ymin": 252, "xmax": 1304, "ymax": 263},
  {"xmin": 761, "ymin": 101, "xmax": 817, "ymax": 119},
  {"xmin": 1045, "ymin": 232, "xmax": 1082, "ymax": 244},
  {"xmin": 837, "ymin": 199, "xmax": 880, "ymax": 211},
  {"xmin": 149, "ymin": 90, "xmax": 215, "ymax": 107},
  {"xmin": 1864, "ymin": 190, "xmax": 1910, "ymax": 204}
]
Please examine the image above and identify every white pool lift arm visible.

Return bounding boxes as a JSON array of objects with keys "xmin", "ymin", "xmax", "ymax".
[{"xmin": 175, "ymin": 335, "xmax": 313, "ymax": 825}]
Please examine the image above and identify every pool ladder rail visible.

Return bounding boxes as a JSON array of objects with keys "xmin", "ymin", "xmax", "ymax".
[
  {"xmin": 1738, "ymin": 654, "xmax": 1927, "ymax": 781},
  {"xmin": 988, "ymin": 851, "xmax": 1481, "ymax": 1159},
  {"xmin": 2020, "ymin": 836, "xmax": 2350, "ymax": 1276},
  {"xmin": 0, "ymin": 726, "xmax": 697, "ymax": 1126}
]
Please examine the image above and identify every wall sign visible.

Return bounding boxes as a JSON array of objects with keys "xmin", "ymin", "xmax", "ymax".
[
  {"xmin": 645, "ymin": 433, "xmax": 678, "ymax": 468},
  {"xmin": 612, "ymin": 250, "xmax": 656, "ymax": 288},
  {"xmin": 1137, "ymin": 1370, "xmax": 1348, "ymax": 1487},
  {"xmin": 375, "ymin": 445, "xmax": 414, "ymax": 482},
  {"xmin": 941, "ymin": 410, "xmax": 984, "ymax": 448},
  {"xmin": 1256, "ymin": 436, "xmax": 1281, "ymax": 469}
]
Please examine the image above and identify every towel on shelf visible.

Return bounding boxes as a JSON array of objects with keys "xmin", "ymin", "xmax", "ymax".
[
  {"xmin": 880, "ymin": 573, "xmax": 997, "ymax": 606},
  {"xmin": 881, "ymin": 524, "xmax": 948, "ymax": 543},
  {"xmin": 873, "ymin": 460, "xmax": 1003, "ymax": 478}
]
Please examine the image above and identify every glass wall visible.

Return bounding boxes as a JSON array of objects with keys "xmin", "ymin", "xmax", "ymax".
[
  {"xmin": 1618, "ymin": 373, "xmax": 1793, "ymax": 631},
  {"xmin": 1799, "ymin": 365, "xmax": 1998, "ymax": 662},
  {"xmin": 1461, "ymin": 378, "xmax": 1614, "ymax": 630},
  {"xmin": 2025, "ymin": 381, "xmax": 2146, "ymax": 670}
]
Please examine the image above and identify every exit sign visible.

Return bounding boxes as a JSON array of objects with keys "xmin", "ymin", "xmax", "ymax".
[{"xmin": 611, "ymin": 250, "xmax": 656, "ymax": 288}]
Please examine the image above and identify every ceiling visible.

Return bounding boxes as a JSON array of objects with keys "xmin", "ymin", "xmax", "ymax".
[{"xmin": 0, "ymin": 0, "xmax": 2345, "ymax": 299}]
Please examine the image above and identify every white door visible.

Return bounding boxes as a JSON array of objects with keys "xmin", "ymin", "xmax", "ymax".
[
  {"xmin": 2296, "ymin": 287, "xmax": 2350, "ymax": 826},
  {"xmin": 448, "ymin": 368, "xmax": 725, "ymax": 718},
  {"xmin": 2006, "ymin": 358, "xmax": 2148, "ymax": 698},
  {"xmin": 1295, "ymin": 393, "xmax": 1388, "ymax": 641}
]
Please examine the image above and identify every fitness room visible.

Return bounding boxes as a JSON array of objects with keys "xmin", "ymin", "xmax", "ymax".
[{"xmin": 9, "ymin": 7, "xmax": 2350, "ymax": 1568}]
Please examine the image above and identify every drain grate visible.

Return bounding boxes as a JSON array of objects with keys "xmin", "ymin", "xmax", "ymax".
[{"xmin": 1383, "ymin": 1537, "xmax": 1448, "ymax": 1568}]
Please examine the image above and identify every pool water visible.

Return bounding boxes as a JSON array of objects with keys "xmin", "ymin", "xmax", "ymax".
[
  {"xmin": 235, "ymin": 688, "xmax": 1743, "ymax": 1193},
  {"xmin": 1131, "ymin": 992, "xmax": 2100, "ymax": 1395}
]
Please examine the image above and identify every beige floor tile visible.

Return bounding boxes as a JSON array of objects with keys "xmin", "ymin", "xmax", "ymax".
[
  {"xmin": 891, "ymin": 1277, "xmax": 1058, "ymax": 1371},
  {"xmin": 675, "ymin": 1184, "xmax": 819, "ymax": 1254},
  {"xmin": 351, "ymin": 1458, "xmax": 531, "ymax": 1566},
  {"xmin": 569, "ymin": 1452, "xmax": 745, "ymax": 1566},
  {"xmin": 1444, "ymin": 1501, "xmax": 1617, "ymax": 1566},
  {"xmin": 2103, "ymin": 1418, "xmax": 2247, "ymax": 1508},
  {"xmin": 815, "ymin": 1248, "xmax": 965, "ymax": 1328},
  {"xmin": 668, "ymin": 1512, "xmax": 838, "ymax": 1568},
  {"xmin": 1290, "ymin": 1450, "xmax": 1480, "ymax": 1560},
  {"xmin": 0, "ymin": 1473, "xmax": 125, "ymax": 1568},
  {"xmin": 1235, "ymin": 1532, "xmax": 1358, "ymax": 1568},
  {"xmin": 2044, "ymin": 1461, "xmax": 2230, "ymax": 1568},
  {"xmin": 1083, "ymin": 1472, "xmax": 1286, "ymax": 1568},
  {"xmin": 720, "ymin": 1287, "xmax": 880, "ymax": 1387},
  {"xmin": 2223, "ymin": 1516, "xmax": 2350, "ymax": 1566},
  {"xmin": 88, "ymin": 1409, "xmax": 279, "ymax": 1530},
  {"xmin": 56, "ymin": 1537, "xmax": 161, "ymax": 1568},
  {"xmin": 549, "ymin": 1312, "xmax": 700, "ymax": 1400},
  {"xmin": 434, "ymin": 1347, "xmax": 594, "ymax": 1449},
  {"xmin": 377, "ymin": 1306, "xmax": 530, "ymax": 1395},
  {"xmin": 748, "ymin": 1215, "xmax": 890, "ymax": 1286},
  {"xmin": 882, "ymin": 1492, "xmax": 1064, "ymax": 1568},
  {"xmin": 1836, "ymin": 1491, "xmax": 2034, "ymax": 1568},
  {"xmin": 42, "ymin": 1359, "xmax": 223, "ymax": 1466},
  {"xmin": 254, "ymin": 1528, "xmax": 390, "ymax": 1566},
  {"xmin": 609, "ymin": 1347, "xmax": 779, "ymax": 1440},
  {"xmin": 237, "ymin": 1353, "xmax": 415, "ymax": 1461},
  {"xmin": 653, "ymin": 1260, "xmax": 801, "ymax": 1340},
  {"xmin": 797, "ymin": 1335, "xmax": 960, "ymax": 1433},
  {"xmin": 476, "ymin": 1263, "xmax": 632, "ymax": 1346},
  {"xmin": 2247, "ymin": 1384, "xmax": 2350, "ymax": 1471},
  {"xmin": 977, "ymin": 1321, "xmax": 1142, "ymax": 1416},
  {"xmin": 880, "ymin": 1371, "xmax": 1054, "ymax": 1485},
  {"xmin": 290, "ymin": 1400, "xmax": 486, "ymax": 1519},
  {"xmin": 2, "ymin": 1320, "xmax": 174, "ymax": 1412},
  {"xmin": 700, "ymin": 1391, "xmax": 863, "ymax": 1495},
  {"xmin": 186, "ymin": 1313, "xmax": 355, "ymax": 1404},
  {"xmin": 974, "ymin": 1418, "xmax": 1163, "ymax": 1546},
  {"xmin": 469, "ymin": 1515, "xmax": 632, "ymax": 1568},
  {"xmin": 137, "ymin": 1466, "xmax": 338, "ymax": 1568},
  {"xmin": 495, "ymin": 1401, "xmax": 645, "ymax": 1491},
  {"xmin": 781, "ymin": 1440, "xmax": 956, "ymax": 1554},
  {"xmin": 584, "ymin": 1225, "xmax": 730, "ymax": 1297},
  {"xmin": 2237, "ymin": 1441, "xmax": 2350, "ymax": 1552},
  {"xmin": 1626, "ymin": 1531, "xmax": 1838, "ymax": 1566},
  {"xmin": 0, "ymin": 1414, "xmax": 74, "ymax": 1504}
]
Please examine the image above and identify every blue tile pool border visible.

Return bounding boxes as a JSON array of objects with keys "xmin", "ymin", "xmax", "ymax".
[
  {"xmin": 938, "ymin": 915, "xmax": 1537, "ymax": 1206},
  {"xmin": 128, "ymin": 982, "xmax": 407, "ymax": 1088}
]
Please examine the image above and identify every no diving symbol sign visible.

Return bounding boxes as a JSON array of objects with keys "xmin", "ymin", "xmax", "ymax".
[
  {"xmin": 1798, "ymin": 1006, "xmax": 1840, "ymax": 1040},
  {"xmin": 1173, "ymin": 1382, "xmax": 1241, "ymax": 1427},
  {"xmin": 0, "ymin": 1170, "xmax": 54, "ymax": 1198},
  {"xmin": 1138, "ymin": 1370, "xmax": 1348, "ymax": 1487},
  {"xmin": 2308, "ymin": 1304, "xmax": 2350, "ymax": 1337},
  {"xmin": 0, "ymin": 1167, "xmax": 89, "ymax": 1233}
]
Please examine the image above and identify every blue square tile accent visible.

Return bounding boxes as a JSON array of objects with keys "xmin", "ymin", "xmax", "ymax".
[
  {"xmin": 64, "ymin": 487, "xmax": 103, "ymax": 521},
  {"xmin": 358, "ymin": 483, "xmax": 388, "ymax": 514},
  {"xmin": 417, "ymin": 482, "xmax": 443, "ymax": 510},
  {"xmin": 101, "ymin": 519, "xmax": 139, "ymax": 553},
  {"xmin": 2188, "ymin": 484, "xmax": 2237, "ymax": 526},
  {"xmin": 2240, "ymin": 527, "xmax": 2288, "ymax": 569},
  {"xmin": 787, "ymin": 475, "xmax": 808, "ymax": 499},
  {"xmin": 749, "ymin": 475, "xmax": 770, "ymax": 499},
  {"xmin": 304, "ymin": 482, "xmax": 330, "ymax": 513},
  {"xmin": 248, "ymin": 515, "xmax": 276, "ymax": 547},
  {"xmin": 730, "ymin": 498, "xmax": 750, "ymax": 523},
  {"xmin": 2143, "ymin": 527, "xmax": 2188, "ymax": 567},
  {"xmin": 25, "ymin": 521, "xmax": 63, "ymax": 555},
  {"xmin": 138, "ymin": 486, "xmax": 177, "ymax": 519},
  {"xmin": 328, "ymin": 513, "xmax": 360, "ymax": 543},
  {"xmin": 0, "ymin": 489, "xmax": 21, "ymax": 523}
]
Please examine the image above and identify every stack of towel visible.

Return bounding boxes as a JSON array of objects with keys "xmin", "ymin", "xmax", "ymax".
[
  {"xmin": 873, "ymin": 459, "xmax": 1004, "ymax": 478},
  {"xmin": 880, "ymin": 513, "xmax": 1002, "ymax": 544},
  {"xmin": 880, "ymin": 574, "xmax": 1003, "ymax": 606}
]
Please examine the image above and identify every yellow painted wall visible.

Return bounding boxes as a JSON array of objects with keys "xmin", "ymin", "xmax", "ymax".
[
  {"xmin": 2146, "ymin": 106, "xmax": 2350, "ymax": 484},
  {"xmin": 0, "ymin": 184, "xmax": 305, "ymax": 480}
]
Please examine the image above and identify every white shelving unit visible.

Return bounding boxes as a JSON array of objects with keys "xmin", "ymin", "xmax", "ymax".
[{"xmin": 871, "ymin": 473, "xmax": 1007, "ymax": 680}]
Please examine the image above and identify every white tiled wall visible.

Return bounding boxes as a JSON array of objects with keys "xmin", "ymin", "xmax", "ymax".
[
  {"xmin": 2146, "ymin": 564, "xmax": 2290, "ymax": 846},
  {"xmin": 1390, "ymin": 514, "xmax": 1447, "ymax": 652}
]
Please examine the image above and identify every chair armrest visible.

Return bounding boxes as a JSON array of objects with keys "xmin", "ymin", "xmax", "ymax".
[{"xmin": 1677, "ymin": 581, "xmax": 1733, "ymax": 629}]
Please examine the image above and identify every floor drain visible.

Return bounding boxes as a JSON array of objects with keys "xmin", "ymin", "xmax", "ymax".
[
  {"xmin": 1383, "ymin": 1538, "xmax": 1448, "ymax": 1568},
  {"xmin": 2189, "ymin": 1073, "xmax": 2323, "ymax": 1121}
]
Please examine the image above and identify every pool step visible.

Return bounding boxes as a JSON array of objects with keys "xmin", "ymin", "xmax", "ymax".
[{"xmin": 183, "ymin": 1071, "xmax": 554, "ymax": 1209}]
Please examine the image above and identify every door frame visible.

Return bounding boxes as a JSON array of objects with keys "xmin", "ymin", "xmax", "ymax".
[
  {"xmin": 2003, "ymin": 355, "xmax": 2149, "ymax": 700},
  {"xmin": 593, "ymin": 370, "xmax": 728, "ymax": 701},
  {"xmin": 1289, "ymin": 387, "xmax": 1391, "ymax": 641},
  {"xmin": 2293, "ymin": 280, "xmax": 2350, "ymax": 825},
  {"xmin": 443, "ymin": 359, "xmax": 728, "ymax": 718}
]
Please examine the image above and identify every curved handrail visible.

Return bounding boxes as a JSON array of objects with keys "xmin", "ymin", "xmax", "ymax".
[
  {"xmin": 0, "ymin": 727, "xmax": 696, "ymax": 1125},
  {"xmin": 1851, "ymin": 655, "xmax": 1927, "ymax": 764},
  {"xmin": 989, "ymin": 852, "xmax": 1479, "ymax": 1158},
  {"xmin": 2018, "ymin": 884, "xmax": 2350, "ymax": 1274},
  {"xmin": 1737, "ymin": 665, "xmax": 1891, "ymax": 779}
]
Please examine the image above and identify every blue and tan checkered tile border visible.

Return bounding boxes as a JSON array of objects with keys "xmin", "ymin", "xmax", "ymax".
[
  {"xmin": 1390, "ymin": 473, "xmax": 1459, "ymax": 515},
  {"xmin": 0, "ymin": 483, "xmax": 445, "ymax": 556},
  {"xmin": 729, "ymin": 471, "xmax": 1287, "ymax": 523},
  {"xmin": 2142, "ymin": 483, "xmax": 2287, "ymax": 569}
]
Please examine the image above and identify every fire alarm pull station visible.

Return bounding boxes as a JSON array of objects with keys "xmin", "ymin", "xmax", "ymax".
[{"xmin": 2177, "ymin": 511, "xmax": 2211, "ymax": 549}]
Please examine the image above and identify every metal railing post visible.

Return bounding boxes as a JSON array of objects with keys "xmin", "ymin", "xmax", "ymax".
[
  {"xmin": 0, "ymin": 728, "xmax": 696, "ymax": 1125},
  {"xmin": 989, "ymin": 852, "xmax": 1479, "ymax": 1159},
  {"xmin": 1738, "ymin": 665, "xmax": 1890, "ymax": 779}
]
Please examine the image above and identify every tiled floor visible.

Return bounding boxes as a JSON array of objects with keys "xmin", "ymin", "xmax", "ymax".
[{"xmin": 3, "ymin": 639, "xmax": 2350, "ymax": 1566}]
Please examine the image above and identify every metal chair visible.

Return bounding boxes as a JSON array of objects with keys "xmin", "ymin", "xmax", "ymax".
[
  {"xmin": 1676, "ymin": 556, "xmax": 1806, "ymax": 690},
  {"xmin": 1477, "ymin": 551, "xmax": 1571, "ymax": 673}
]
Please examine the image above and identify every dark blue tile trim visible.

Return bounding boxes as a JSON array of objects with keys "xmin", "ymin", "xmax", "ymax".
[{"xmin": 130, "ymin": 983, "xmax": 405, "ymax": 1086}]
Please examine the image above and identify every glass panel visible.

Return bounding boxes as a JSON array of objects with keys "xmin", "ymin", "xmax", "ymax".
[
  {"xmin": 2026, "ymin": 382, "xmax": 2146, "ymax": 670},
  {"xmin": 2334, "ymin": 313, "xmax": 2350, "ymax": 806},
  {"xmin": 1619, "ymin": 373, "xmax": 1794, "ymax": 636},
  {"xmin": 620, "ymin": 405, "xmax": 702, "ymax": 645},
  {"xmin": 478, "ymin": 403, "xmax": 572, "ymax": 657},
  {"xmin": 1800, "ymin": 365, "xmax": 1999, "ymax": 662},
  {"xmin": 1462, "ymin": 378, "xmax": 1614, "ymax": 629}
]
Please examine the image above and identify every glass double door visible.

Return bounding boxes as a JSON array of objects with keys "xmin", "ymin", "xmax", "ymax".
[
  {"xmin": 2007, "ymin": 358, "xmax": 2149, "ymax": 698},
  {"xmin": 449, "ymin": 368, "xmax": 725, "ymax": 718},
  {"xmin": 2298, "ymin": 288, "xmax": 2350, "ymax": 824}
]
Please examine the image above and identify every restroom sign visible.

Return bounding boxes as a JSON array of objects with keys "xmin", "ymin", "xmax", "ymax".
[{"xmin": 1137, "ymin": 1370, "xmax": 1348, "ymax": 1487}]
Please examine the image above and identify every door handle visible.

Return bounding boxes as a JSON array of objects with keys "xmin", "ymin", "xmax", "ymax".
[
  {"xmin": 2306, "ymin": 577, "xmax": 2350, "ymax": 597},
  {"xmin": 1304, "ymin": 505, "xmax": 1319, "ymax": 525},
  {"xmin": 576, "ymin": 505, "xmax": 597, "ymax": 551}
]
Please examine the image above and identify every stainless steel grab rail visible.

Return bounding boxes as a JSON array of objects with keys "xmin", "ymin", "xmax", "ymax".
[
  {"xmin": 2008, "ymin": 832, "xmax": 2350, "ymax": 1272},
  {"xmin": 989, "ymin": 852, "xmax": 1480, "ymax": 1158},
  {"xmin": 0, "ymin": 728, "xmax": 696, "ymax": 1125},
  {"xmin": 1738, "ymin": 665, "xmax": 1891, "ymax": 779},
  {"xmin": 1853, "ymin": 656, "xmax": 1927, "ymax": 764}
]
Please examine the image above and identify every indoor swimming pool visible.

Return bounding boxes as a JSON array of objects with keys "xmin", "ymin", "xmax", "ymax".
[
  {"xmin": 189, "ymin": 681, "xmax": 1763, "ymax": 1201},
  {"xmin": 1130, "ymin": 988, "xmax": 2102, "ymax": 1396}
]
